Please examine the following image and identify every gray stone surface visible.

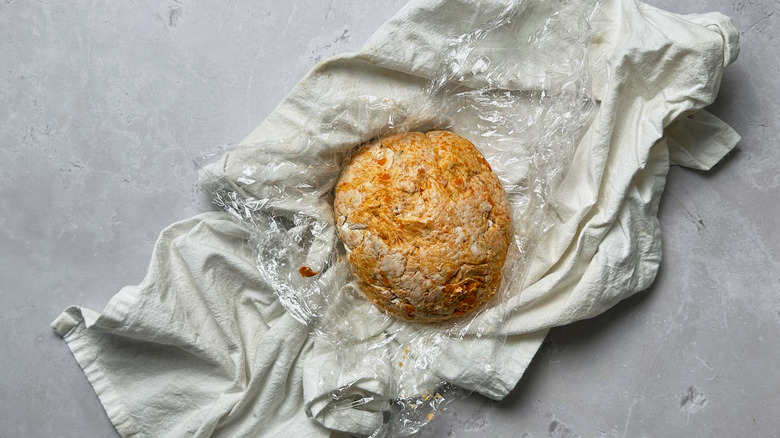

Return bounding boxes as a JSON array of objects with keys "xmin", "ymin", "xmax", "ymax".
[{"xmin": 0, "ymin": 0, "xmax": 776, "ymax": 437}]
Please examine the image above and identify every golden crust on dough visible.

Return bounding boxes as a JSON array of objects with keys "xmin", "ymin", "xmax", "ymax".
[{"xmin": 333, "ymin": 130, "xmax": 512, "ymax": 323}]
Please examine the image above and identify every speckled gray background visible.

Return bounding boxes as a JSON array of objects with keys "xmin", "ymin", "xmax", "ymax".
[{"xmin": 1, "ymin": 1, "xmax": 777, "ymax": 437}]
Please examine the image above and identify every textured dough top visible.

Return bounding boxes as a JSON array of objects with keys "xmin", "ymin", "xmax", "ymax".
[{"xmin": 333, "ymin": 130, "xmax": 512, "ymax": 323}]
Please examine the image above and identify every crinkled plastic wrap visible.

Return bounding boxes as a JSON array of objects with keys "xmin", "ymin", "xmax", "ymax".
[{"xmin": 198, "ymin": 0, "xmax": 596, "ymax": 435}]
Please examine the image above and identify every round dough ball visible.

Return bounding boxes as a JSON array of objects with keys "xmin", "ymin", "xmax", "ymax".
[{"xmin": 333, "ymin": 130, "xmax": 512, "ymax": 323}]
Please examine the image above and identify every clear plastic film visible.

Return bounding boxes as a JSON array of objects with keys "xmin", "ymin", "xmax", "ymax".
[{"xmin": 198, "ymin": 0, "xmax": 597, "ymax": 435}]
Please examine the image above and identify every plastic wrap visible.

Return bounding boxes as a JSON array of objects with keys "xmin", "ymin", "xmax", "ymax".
[{"xmin": 198, "ymin": 0, "xmax": 597, "ymax": 435}]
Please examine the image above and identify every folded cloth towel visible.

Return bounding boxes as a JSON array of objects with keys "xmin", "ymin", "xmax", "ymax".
[{"xmin": 53, "ymin": 0, "xmax": 740, "ymax": 436}]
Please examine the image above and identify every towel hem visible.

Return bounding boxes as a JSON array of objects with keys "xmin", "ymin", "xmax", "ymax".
[{"xmin": 54, "ymin": 307, "xmax": 144, "ymax": 438}]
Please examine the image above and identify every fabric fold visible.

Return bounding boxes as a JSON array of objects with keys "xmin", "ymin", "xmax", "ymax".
[{"xmin": 53, "ymin": 213, "xmax": 329, "ymax": 437}]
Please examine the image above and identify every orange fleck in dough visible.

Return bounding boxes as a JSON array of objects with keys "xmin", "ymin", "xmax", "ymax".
[{"xmin": 333, "ymin": 131, "xmax": 512, "ymax": 323}]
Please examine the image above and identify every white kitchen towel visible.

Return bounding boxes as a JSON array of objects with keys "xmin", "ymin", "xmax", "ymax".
[{"xmin": 53, "ymin": 0, "xmax": 740, "ymax": 436}]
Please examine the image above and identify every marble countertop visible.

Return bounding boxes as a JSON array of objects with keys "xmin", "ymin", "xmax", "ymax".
[{"xmin": 2, "ymin": 0, "xmax": 777, "ymax": 436}]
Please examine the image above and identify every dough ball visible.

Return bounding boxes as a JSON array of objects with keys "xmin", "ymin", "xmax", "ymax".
[{"xmin": 334, "ymin": 130, "xmax": 512, "ymax": 323}]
